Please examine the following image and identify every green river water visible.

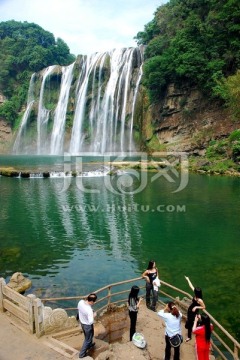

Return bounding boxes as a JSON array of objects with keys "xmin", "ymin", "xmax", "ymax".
[{"xmin": 0, "ymin": 155, "xmax": 239, "ymax": 341}]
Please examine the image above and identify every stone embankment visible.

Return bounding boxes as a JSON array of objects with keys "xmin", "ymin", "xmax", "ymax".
[
  {"xmin": 0, "ymin": 167, "xmax": 51, "ymax": 178},
  {"xmin": 0, "ymin": 161, "xmax": 167, "ymax": 178}
]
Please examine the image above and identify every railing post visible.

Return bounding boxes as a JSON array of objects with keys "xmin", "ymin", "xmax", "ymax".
[
  {"xmin": 234, "ymin": 344, "xmax": 238, "ymax": 360},
  {"xmin": 0, "ymin": 278, "xmax": 6, "ymax": 312},
  {"xmin": 27, "ymin": 294, "xmax": 36, "ymax": 334},
  {"xmin": 108, "ymin": 286, "xmax": 112, "ymax": 306},
  {"xmin": 33, "ymin": 297, "xmax": 44, "ymax": 338}
]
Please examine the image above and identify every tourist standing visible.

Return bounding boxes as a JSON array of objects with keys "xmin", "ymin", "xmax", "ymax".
[
  {"xmin": 185, "ymin": 276, "xmax": 205, "ymax": 342},
  {"xmin": 128, "ymin": 285, "xmax": 142, "ymax": 341},
  {"xmin": 192, "ymin": 314, "xmax": 213, "ymax": 360},
  {"xmin": 158, "ymin": 302, "xmax": 182, "ymax": 360},
  {"xmin": 142, "ymin": 260, "xmax": 159, "ymax": 311},
  {"xmin": 78, "ymin": 293, "xmax": 97, "ymax": 358}
]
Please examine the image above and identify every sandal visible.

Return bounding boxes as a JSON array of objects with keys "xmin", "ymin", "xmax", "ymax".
[{"xmin": 185, "ymin": 338, "xmax": 191, "ymax": 342}]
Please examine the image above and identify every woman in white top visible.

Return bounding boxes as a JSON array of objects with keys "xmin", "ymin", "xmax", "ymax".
[{"xmin": 158, "ymin": 302, "xmax": 182, "ymax": 360}]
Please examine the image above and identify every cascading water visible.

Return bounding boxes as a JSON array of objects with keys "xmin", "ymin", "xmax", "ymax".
[
  {"xmin": 69, "ymin": 52, "xmax": 105, "ymax": 154},
  {"xmin": 13, "ymin": 47, "xmax": 143, "ymax": 155},
  {"xmin": 88, "ymin": 47, "xmax": 142, "ymax": 154},
  {"xmin": 50, "ymin": 62, "xmax": 75, "ymax": 155},
  {"xmin": 37, "ymin": 65, "xmax": 56, "ymax": 154},
  {"xmin": 12, "ymin": 74, "xmax": 36, "ymax": 154},
  {"xmin": 129, "ymin": 55, "xmax": 143, "ymax": 152},
  {"xmin": 119, "ymin": 48, "xmax": 134, "ymax": 152}
]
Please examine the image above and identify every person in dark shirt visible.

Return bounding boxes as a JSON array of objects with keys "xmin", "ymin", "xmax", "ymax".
[
  {"xmin": 128, "ymin": 285, "xmax": 142, "ymax": 341},
  {"xmin": 142, "ymin": 260, "xmax": 159, "ymax": 311}
]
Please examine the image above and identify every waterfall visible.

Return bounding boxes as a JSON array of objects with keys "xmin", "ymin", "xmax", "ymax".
[
  {"xmin": 70, "ymin": 47, "xmax": 143, "ymax": 154},
  {"xmin": 12, "ymin": 74, "xmax": 36, "ymax": 153},
  {"xmin": 129, "ymin": 51, "xmax": 144, "ymax": 151},
  {"xmin": 69, "ymin": 52, "xmax": 105, "ymax": 154},
  {"xmin": 13, "ymin": 47, "xmax": 143, "ymax": 155},
  {"xmin": 37, "ymin": 65, "xmax": 56, "ymax": 154},
  {"xmin": 119, "ymin": 48, "xmax": 134, "ymax": 152},
  {"xmin": 96, "ymin": 48, "xmax": 134, "ymax": 154},
  {"xmin": 50, "ymin": 62, "xmax": 75, "ymax": 155}
]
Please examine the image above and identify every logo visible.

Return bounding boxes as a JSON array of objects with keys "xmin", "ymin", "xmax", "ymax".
[{"xmin": 59, "ymin": 151, "xmax": 189, "ymax": 194}]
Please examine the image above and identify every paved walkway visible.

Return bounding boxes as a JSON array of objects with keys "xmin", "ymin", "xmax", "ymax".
[{"xmin": 0, "ymin": 312, "xmax": 77, "ymax": 360}]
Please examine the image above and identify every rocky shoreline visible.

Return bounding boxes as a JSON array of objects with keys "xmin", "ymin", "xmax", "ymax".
[{"xmin": 0, "ymin": 158, "xmax": 239, "ymax": 179}]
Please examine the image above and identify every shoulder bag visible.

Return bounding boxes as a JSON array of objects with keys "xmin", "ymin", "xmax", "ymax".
[{"xmin": 168, "ymin": 334, "xmax": 183, "ymax": 347}]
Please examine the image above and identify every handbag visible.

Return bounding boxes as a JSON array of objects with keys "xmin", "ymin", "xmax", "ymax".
[
  {"xmin": 154, "ymin": 277, "xmax": 161, "ymax": 287},
  {"xmin": 132, "ymin": 332, "xmax": 147, "ymax": 349},
  {"xmin": 168, "ymin": 334, "xmax": 183, "ymax": 347}
]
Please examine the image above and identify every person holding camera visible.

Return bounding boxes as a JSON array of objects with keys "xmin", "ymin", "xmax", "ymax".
[
  {"xmin": 192, "ymin": 314, "xmax": 213, "ymax": 360},
  {"xmin": 184, "ymin": 276, "xmax": 206, "ymax": 342},
  {"xmin": 158, "ymin": 302, "xmax": 182, "ymax": 360},
  {"xmin": 128, "ymin": 285, "xmax": 143, "ymax": 341}
]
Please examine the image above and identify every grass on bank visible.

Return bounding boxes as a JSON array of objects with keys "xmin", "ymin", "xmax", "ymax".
[{"xmin": 189, "ymin": 129, "xmax": 240, "ymax": 175}]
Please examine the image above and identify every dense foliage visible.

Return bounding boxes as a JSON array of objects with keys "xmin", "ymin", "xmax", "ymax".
[
  {"xmin": 214, "ymin": 70, "xmax": 240, "ymax": 120},
  {"xmin": 188, "ymin": 129, "xmax": 240, "ymax": 174},
  {"xmin": 0, "ymin": 20, "xmax": 75, "ymax": 124},
  {"xmin": 135, "ymin": 0, "xmax": 240, "ymax": 103}
]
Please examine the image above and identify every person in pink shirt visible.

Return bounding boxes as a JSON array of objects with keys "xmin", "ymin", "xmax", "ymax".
[{"xmin": 192, "ymin": 314, "xmax": 213, "ymax": 360}]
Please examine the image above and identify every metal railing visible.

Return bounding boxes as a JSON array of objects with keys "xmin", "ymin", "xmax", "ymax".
[{"xmin": 41, "ymin": 277, "xmax": 240, "ymax": 360}]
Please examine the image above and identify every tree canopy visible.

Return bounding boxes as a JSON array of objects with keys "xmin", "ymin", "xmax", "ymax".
[
  {"xmin": 135, "ymin": 0, "xmax": 240, "ymax": 103},
  {"xmin": 0, "ymin": 20, "xmax": 75, "ymax": 124}
]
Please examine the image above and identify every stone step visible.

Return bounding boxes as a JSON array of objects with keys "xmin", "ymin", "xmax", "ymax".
[{"xmin": 43, "ymin": 337, "xmax": 79, "ymax": 358}]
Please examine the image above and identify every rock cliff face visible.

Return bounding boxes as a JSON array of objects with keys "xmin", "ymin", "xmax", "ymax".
[
  {"xmin": 141, "ymin": 84, "xmax": 240, "ymax": 155},
  {"xmin": 0, "ymin": 119, "xmax": 12, "ymax": 153},
  {"xmin": 0, "ymin": 92, "xmax": 13, "ymax": 153}
]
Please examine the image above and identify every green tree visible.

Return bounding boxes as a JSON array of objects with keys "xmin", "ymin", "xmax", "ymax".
[
  {"xmin": 0, "ymin": 20, "xmax": 76, "ymax": 125},
  {"xmin": 54, "ymin": 38, "xmax": 74, "ymax": 65},
  {"xmin": 134, "ymin": 19, "xmax": 160, "ymax": 46},
  {"xmin": 214, "ymin": 70, "xmax": 240, "ymax": 119},
  {"xmin": 135, "ymin": 0, "xmax": 240, "ymax": 103}
]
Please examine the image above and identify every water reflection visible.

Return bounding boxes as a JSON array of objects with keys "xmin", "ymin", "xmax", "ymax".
[{"xmin": 0, "ymin": 175, "xmax": 143, "ymax": 294}]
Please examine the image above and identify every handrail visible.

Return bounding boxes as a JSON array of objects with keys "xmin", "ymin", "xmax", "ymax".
[
  {"xmin": 40, "ymin": 276, "xmax": 240, "ymax": 360},
  {"xmin": 41, "ymin": 277, "xmax": 143, "ymax": 302}
]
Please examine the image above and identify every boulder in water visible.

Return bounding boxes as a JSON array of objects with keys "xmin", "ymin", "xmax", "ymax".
[{"xmin": 7, "ymin": 272, "xmax": 32, "ymax": 294}]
